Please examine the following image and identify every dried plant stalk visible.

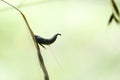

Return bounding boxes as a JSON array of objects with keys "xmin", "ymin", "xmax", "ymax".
[{"xmin": 1, "ymin": 0, "xmax": 49, "ymax": 80}]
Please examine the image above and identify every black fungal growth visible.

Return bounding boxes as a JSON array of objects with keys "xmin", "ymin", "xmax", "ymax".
[
  {"xmin": 35, "ymin": 33, "xmax": 61, "ymax": 47},
  {"xmin": 0, "ymin": 0, "xmax": 61, "ymax": 80}
]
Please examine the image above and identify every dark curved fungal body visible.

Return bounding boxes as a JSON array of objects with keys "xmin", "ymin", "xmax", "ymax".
[
  {"xmin": 35, "ymin": 33, "xmax": 61, "ymax": 48},
  {"xmin": 1, "ymin": 0, "xmax": 61, "ymax": 80}
]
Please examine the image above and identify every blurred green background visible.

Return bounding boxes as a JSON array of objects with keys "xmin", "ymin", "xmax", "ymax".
[{"xmin": 0, "ymin": 0, "xmax": 120, "ymax": 80}]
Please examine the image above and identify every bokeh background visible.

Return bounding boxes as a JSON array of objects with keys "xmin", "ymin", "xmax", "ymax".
[{"xmin": 0, "ymin": 0, "xmax": 120, "ymax": 80}]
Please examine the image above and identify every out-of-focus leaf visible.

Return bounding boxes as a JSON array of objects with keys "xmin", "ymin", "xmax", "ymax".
[
  {"xmin": 108, "ymin": 13, "xmax": 114, "ymax": 25},
  {"xmin": 111, "ymin": 0, "xmax": 119, "ymax": 16}
]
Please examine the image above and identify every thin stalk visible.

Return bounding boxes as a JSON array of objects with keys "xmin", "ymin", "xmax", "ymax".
[{"xmin": 1, "ymin": 0, "xmax": 49, "ymax": 80}]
